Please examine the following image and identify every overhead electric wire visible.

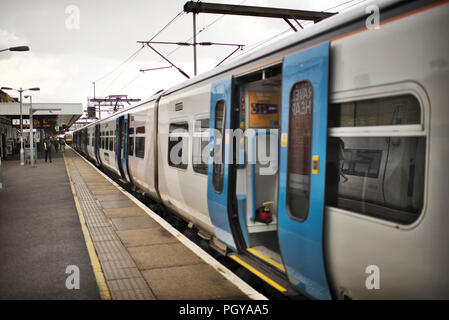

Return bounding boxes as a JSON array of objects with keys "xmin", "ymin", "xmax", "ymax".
[
  {"xmin": 112, "ymin": 0, "xmax": 365, "ymax": 97},
  {"xmin": 232, "ymin": 0, "xmax": 366, "ymax": 60},
  {"xmin": 152, "ymin": 0, "xmax": 248, "ymax": 62},
  {"xmin": 95, "ymin": 9, "xmax": 185, "ymax": 96},
  {"xmin": 118, "ymin": 72, "xmax": 144, "ymax": 93},
  {"xmin": 101, "ymin": 47, "xmax": 143, "ymax": 94},
  {"xmin": 147, "ymin": 9, "xmax": 185, "ymax": 42},
  {"xmin": 94, "ymin": 46, "xmax": 144, "ymax": 83}
]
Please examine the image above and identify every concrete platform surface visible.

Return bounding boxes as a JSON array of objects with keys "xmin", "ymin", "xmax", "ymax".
[
  {"xmin": 0, "ymin": 147, "xmax": 263, "ymax": 300},
  {"xmin": 0, "ymin": 150, "xmax": 100, "ymax": 300},
  {"xmin": 62, "ymin": 148, "xmax": 260, "ymax": 300}
]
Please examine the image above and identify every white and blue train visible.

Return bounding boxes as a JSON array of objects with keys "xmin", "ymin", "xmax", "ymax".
[{"xmin": 73, "ymin": 0, "xmax": 449, "ymax": 299}]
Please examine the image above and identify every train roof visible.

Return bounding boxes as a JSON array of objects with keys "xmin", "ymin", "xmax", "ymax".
[
  {"xmin": 163, "ymin": 0, "xmax": 402, "ymax": 95},
  {"xmin": 74, "ymin": 0, "xmax": 403, "ymax": 132}
]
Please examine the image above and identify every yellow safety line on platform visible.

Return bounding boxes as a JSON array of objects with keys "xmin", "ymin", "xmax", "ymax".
[
  {"xmin": 63, "ymin": 155, "xmax": 111, "ymax": 300},
  {"xmin": 247, "ymin": 248, "xmax": 286, "ymax": 272},
  {"xmin": 230, "ymin": 255, "xmax": 287, "ymax": 293}
]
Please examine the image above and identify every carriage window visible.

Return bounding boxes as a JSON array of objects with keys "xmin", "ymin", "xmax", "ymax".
[
  {"xmin": 193, "ymin": 118, "xmax": 210, "ymax": 175},
  {"xmin": 213, "ymin": 101, "xmax": 226, "ymax": 193},
  {"xmin": 329, "ymin": 95, "xmax": 420, "ymax": 127},
  {"xmin": 286, "ymin": 81, "xmax": 313, "ymax": 221},
  {"xmin": 128, "ymin": 137, "xmax": 134, "ymax": 156},
  {"xmin": 135, "ymin": 137, "xmax": 145, "ymax": 158},
  {"xmin": 109, "ymin": 137, "xmax": 113, "ymax": 151},
  {"xmin": 168, "ymin": 122, "xmax": 189, "ymax": 170},
  {"xmin": 326, "ymin": 95, "xmax": 425, "ymax": 225},
  {"xmin": 136, "ymin": 126, "xmax": 145, "ymax": 134},
  {"xmin": 129, "ymin": 128, "xmax": 135, "ymax": 135}
]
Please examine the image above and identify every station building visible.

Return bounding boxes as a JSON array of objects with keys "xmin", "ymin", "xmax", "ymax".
[{"xmin": 0, "ymin": 89, "xmax": 82, "ymax": 158}]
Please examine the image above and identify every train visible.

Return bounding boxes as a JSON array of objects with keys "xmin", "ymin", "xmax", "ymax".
[
  {"xmin": 64, "ymin": 132, "xmax": 73, "ymax": 145},
  {"xmin": 73, "ymin": 0, "xmax": 449, "ymax": 299}
]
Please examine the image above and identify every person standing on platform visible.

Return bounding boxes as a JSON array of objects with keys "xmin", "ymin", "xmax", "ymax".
[
  {"xmin": 54, "ymin": 138, "xmax": 59, "ymax": 153},
  {"xmin": 60, "ymin": 138, "xmax": 65, "ymax": 152},
  {"xmin": 44, "ymin": 138, "xmax": 52, "ymax": 163}
]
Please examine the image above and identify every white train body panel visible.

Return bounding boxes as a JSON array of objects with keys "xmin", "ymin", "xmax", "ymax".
[
  {"xmin": 324, "ymin": 3, "xmax": 449, "ymax": 299},
  {"xmin": 98, "ymin": 118, "xmax": 120, "ymax": 176},
  {"xmin": 158, "ymin": 84, "xmax": 214, "ymax": 235},
  {"xmin": 87, "ymin": 125, "xmax": 96, "ymax": 161},
  {"xmin": 128, "ymin": 101, "xmax": 160, "ymax": 201}
]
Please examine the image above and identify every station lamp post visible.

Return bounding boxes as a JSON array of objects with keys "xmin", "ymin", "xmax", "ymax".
[
  {"xmin": 0, "ymin": 46, "xmax": 30, "ymax": 53},
  {"xmin": 0, "ymin": 45, "xmax": 30, "ymax": 187},
  {"xmin": 1, "ymin": 87, "xmax": 40, "ymax": 166}
]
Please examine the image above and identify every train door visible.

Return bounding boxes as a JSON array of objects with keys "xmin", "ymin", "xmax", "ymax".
[
  {"xmin": 82, "ymin": 129, "xmax": 88, "ymax": 155},
  {"xmin": 207, "ymin": 77, "xmax": 238, "ymax": 252},
  {"xmin": 277, "ymin": 42, "xmax": 332, "ymax": 299},
  {"xmin": 116, "ymin": 115, "xmax": 131, "ymax": 183},
  {"xmin": 95, "ymin": 124, "xmax": 101, "ymax": 165},
  {"xmin": 231, "ymin": 65, "xmax": 284, "ymax": 271}
]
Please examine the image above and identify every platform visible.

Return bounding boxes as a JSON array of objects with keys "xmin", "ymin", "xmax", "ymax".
[{"xmin": 0, "ymin": 147, "xmax": 265, "ymax": 300}]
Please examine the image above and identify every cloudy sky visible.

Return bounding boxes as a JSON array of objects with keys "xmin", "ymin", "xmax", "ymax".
[{"xmin": 0, "ymin": 0, "xmax": 366, "ymax": 115}]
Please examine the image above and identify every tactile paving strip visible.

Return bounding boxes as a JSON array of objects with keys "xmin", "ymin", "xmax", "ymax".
[{"xmin": 66, "ymin": 154, "xmax": 156, "ymax": 300}]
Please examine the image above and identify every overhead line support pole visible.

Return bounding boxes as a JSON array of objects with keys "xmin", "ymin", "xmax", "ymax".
[{"xmin": 193, "ymin": 12, "xmax": 197, "ymax": 76}]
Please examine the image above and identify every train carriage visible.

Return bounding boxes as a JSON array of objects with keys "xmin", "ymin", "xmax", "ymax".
[{"xmin": 73, "ymin": 0, "xmax": 449, "ymax": 299}]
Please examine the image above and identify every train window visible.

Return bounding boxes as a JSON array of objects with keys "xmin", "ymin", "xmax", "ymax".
[
  {"xmin": 326, "ymin": 137, "xmax": 425, "ymax": 224},
  {"xmin": 129, "ymin": 137, "xmax": 134, "ymax": 156},
  {"xmin": 136, "ymin": 126, "xmax": 145, "ymax": 134},
  {"xmin": 326, "ymin": 95, "xmax": 426, "ymax": 225},
  {"xmin": 213, "ymin": 100, "xmax": 226, "ymax": 193},
  {"xmin": 109, "ymin": 137, "xmax": 113, "ymax": 151},
  {"xmin": 193, "ymin": 118, "xmax": 210, "ymax": 175},
  {"xmin": 168, "ymin": 122, "xmax": 189, "ymax": 170},
  {"xmin": 286, "ymin": 81, "xmax": 313, "ymax": 221},
  {"xmin": 101, "ymin": 138, "xmax": 104, "ymax": 149},
  {"xmin": 135, "ymin": 137, "xmax": 145, "ymax": 158},
  {"xmin": 329, "ymin": 95, "xmax": 420, "ymax": 127},
  {"xmin": 106, "ymin": 137, "xmax": 109, "ymax": 150},
  {"xmin": 129, "ymin": 128, "xmax": 134, "ymax": 135}
]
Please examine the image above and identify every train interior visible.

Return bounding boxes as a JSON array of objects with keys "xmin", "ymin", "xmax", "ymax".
[{"xmin": 234, "ymin": 65, "xmax": 284, "ymax": 267}]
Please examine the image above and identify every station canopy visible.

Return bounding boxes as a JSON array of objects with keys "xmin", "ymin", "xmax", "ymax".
[{"xmin": 0, "ymin": 102, "xmax": 83, "ymax": 132}]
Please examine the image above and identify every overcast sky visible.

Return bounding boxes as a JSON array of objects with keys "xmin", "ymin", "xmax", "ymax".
[{"xmin": 0, "ymin": 0, "xmax": 366, "ymax": 114}]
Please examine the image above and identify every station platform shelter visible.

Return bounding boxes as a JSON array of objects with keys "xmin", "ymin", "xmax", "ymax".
[{"xmin": 0, "ymin": 99, "xmax": 82, "ymax": 159}]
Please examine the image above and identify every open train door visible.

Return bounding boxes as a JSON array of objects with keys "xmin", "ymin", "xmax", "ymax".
[
  {"xmin": 207, "ymin": 77, "xmax": 238, "ymax": 252},
  {"xmin": 116, "ymin": 115, "xmax": 131, "ymax": 183},
  {"xmin": 278, "ymin": 42, "xmax": 332, "ymax": 299}
]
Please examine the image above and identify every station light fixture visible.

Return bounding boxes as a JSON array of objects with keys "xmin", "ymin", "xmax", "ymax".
[{"xmin": 0, "ymin": 46, "xmax": 30, "ymax": 53}]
